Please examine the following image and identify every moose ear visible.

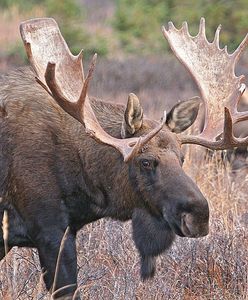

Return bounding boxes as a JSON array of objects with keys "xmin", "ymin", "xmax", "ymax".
[
  {"xmin": 121, "ymin": 93, "xmax": 144, "ymax": 138},
  {"xmin": 166, "ymin": 96, "xmax": 200, "ymax": 133}
]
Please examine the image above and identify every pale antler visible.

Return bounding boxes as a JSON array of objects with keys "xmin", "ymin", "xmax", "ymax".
[
  {"xmin": 162, "ymin": 18, "xmax": 248, "ymax": 150},
  {"xmin": 20, "ymin": 18, "xmax": 166, "ymax": 162}
]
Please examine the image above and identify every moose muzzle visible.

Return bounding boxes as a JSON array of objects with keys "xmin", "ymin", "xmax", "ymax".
[{"xmin": 180, "ymin": 212, "xmax": 209, "ymax": 238}]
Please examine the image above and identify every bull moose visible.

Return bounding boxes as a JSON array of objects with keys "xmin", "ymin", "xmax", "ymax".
[{"xmin": 0, "ymin": 18, "xmax": 247, "ymax": 299}]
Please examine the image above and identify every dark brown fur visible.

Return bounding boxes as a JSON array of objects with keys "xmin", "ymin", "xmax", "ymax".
[{"xmin": 0, "ymin": 67, "xmax": 209, "ymax": 299}]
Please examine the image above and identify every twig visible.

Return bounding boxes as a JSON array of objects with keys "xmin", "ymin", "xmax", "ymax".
[{"xmin": 51, "ymin": 226, "xmax": 70, "ymax": 295}]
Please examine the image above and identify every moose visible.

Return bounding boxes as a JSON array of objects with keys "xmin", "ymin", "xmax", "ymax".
[{"xmin": 0, "ymin": 18, "xmax": 247, "ymax": 299}]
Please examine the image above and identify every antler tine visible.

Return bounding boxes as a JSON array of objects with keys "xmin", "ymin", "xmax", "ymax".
[
  {"xmin": 163, "ymin": 18, "xmax": 248, "ymax": 151},
  {"xmin": 198, "ymin": 17, "xmax": 206, "ymax": 38},
  {"xmin": 213, "ymin": 25, "xmax": 221, "ymax": 47},
  {"xmin": 209, "ymin": 107, "xmax": 248, "ymax": 149},
  {"xmin": 77, "ymin": 53, "xmax": 97, "ymax": 115},
  {"xmin": 181, "ymin": 21, "xmax": 188, "ymax": 34},
  {"xmin": 44, "ymin": 62, "xmax": 78, "ymax": 120},
  {"xmin": 232, "ymin": 33, "xmax": 248, "ymax": 62},
  {"xmin": 180, "ymin": 107, "xmax": 248, "ymax": 150},
  {"xmin": 167, "ymin": 21, "xmax": 177, "ymax": 31},
  {"xmin": 44, "ymin": 53, "xmax": 97, "ymax": 123},
  {"xmin": 20, "ymin": 18, "xmax": 166, "ymax": 162}
]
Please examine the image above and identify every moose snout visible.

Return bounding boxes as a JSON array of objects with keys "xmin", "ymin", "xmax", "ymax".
[{"xmin": 180, "ymin": 211, "xmax": 209, "ymax": 238}]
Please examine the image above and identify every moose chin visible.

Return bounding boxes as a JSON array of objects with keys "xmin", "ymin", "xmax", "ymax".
[{"xmin": 0, "ymin": 17, "xmax": 247, "ymax": 299}]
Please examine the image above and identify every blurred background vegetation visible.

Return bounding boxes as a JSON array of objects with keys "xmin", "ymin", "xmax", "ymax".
[
  {"xmin": 0, "ymin": 0, "xmax": 247, "ymax": 64},
  {"xmin": 114, "ymin": 0, "xmax": 248, "ymax": 54}
]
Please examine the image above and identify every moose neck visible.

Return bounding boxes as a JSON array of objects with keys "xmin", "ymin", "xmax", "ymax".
[{"xmin": 72, "ymin": 98, "xmax": 143, "ymax": 221}]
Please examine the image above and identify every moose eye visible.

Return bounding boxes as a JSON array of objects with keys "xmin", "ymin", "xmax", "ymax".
[{"xmin": 141, "ymin": 159, "xmax": 151, "ymax": 168}]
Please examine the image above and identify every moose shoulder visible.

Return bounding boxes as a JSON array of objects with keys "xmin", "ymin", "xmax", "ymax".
[{"xmin": 0, "ymin": 17, "xmax": 247, "ymax": 299}]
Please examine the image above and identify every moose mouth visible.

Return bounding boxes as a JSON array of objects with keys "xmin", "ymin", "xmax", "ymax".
[
  {"xmin": 163, "ymin": 210, "xmax": 209, "ymax": 238},
  {"xmin": 180, "ymin": 214, "xmax": 201, "ymax": 238},
  {"xmin": 168, "ymin": 220, "xmax": 186, "ymax": 237}
]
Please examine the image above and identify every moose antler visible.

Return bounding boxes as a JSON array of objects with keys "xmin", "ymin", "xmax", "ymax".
[
  {"xmin": 20, "ymin": 18, "xmax": 166, "ymax": 162},
  {"xmin": 163, "ymin": 18, "xmax": 248, "ymax": 150}
]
